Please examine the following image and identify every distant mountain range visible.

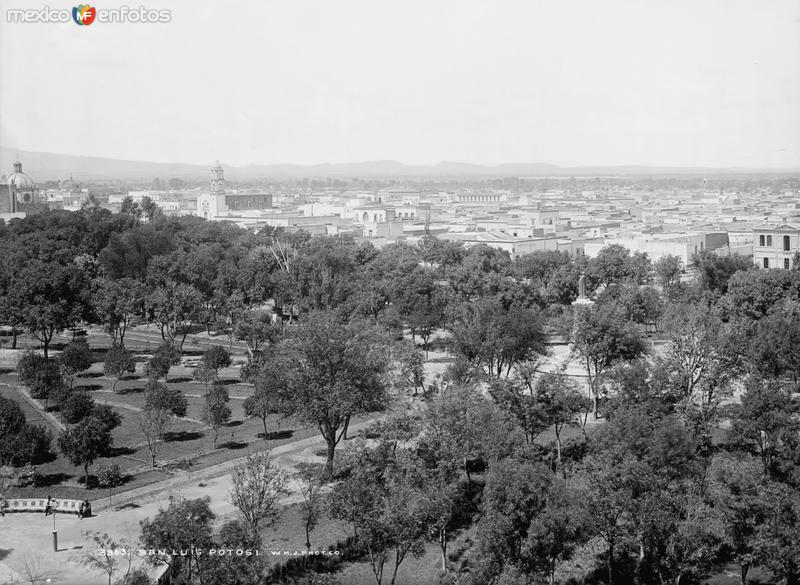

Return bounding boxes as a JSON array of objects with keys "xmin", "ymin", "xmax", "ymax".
[{"xmin": 1, "ymin": 147, "xmax": 797, "ymax": 181}]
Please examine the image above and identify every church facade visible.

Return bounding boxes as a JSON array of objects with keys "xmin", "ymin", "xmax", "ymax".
[{"xmin": 196, "ymin": 162, "xmax": 272, "ymax": 220}]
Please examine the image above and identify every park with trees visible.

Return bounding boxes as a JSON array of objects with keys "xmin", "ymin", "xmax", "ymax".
[{"xmin": 1, "ymin": 208, "xmax": 799, "ymax": 584}]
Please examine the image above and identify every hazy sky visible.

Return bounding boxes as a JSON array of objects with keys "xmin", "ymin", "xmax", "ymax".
[{"xmin": 1, "ymin": 0, "xmax": 798, "ymax": 168}]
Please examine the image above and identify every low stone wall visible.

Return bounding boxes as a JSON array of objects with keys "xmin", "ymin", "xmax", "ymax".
[{"xmin": 2, "ymin": 497, "xmax": 85, "ymax": 514}]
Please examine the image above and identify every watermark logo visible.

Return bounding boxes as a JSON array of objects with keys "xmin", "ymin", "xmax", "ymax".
[
  {"xmin": 72, "ymin": 4, "xmax": 96, "ymax": 25},
  {"xmin": 6, "ymin": 5, "xmax": 171, "ymax": 24}
]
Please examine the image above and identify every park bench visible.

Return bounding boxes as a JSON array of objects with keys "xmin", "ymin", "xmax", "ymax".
[{"xmin": 1, "ymin": 497, "xmax": 85, "ymax": 514}]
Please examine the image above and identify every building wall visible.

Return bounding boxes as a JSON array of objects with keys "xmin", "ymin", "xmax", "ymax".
[
  {"xmin": 0, "ymin": 185, "xmax": 12, "ymax": 213},
  {"xmin": 584, "ymin": 236, "xmax": 706, "ymax": 264},
  {"xmin": 225, "ymin": 193, "xmax": 272, "ymax": 211},
  {"xmin": 197, "ymin": 193, "xmax": 227, "ymax": 220},
  {"xmin": 753, "ymin": 228, "xmax": 799, "ymax": 269}
]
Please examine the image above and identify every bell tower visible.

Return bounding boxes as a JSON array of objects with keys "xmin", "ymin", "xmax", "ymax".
[{"xmin": 210, "ymin": 161, "xmax": 225, "ymax": 195}]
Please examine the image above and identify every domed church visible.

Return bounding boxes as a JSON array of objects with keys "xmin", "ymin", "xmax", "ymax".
[{"xmin": 0, "ymin": 160, "xmax": 41, "ymax": 214}]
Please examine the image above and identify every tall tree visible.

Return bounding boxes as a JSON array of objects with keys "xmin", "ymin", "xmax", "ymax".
[
  {"xmin": 145, "ymin": 282, "xmax": 203, "ymax": 351},
  {"xmin": 571, "ymin": 303, "xmax": 646, "ymax": 418},
  {"xmin": 693, "ymin": 251, "xmax": 754, "ymax": 294},
  {"xmin": 144, "ymin": 381, "xmax": 187, "ymax": 417},
  {"xmin": 281, "ymin": 312, "xmax": 391, "ymax": 476},
  {"xmin": 535, "ymin": 372, "xmax": 591, "ymax": 467},
  {"xmin": 234, "ymin": 309, "xmax": 281, "ymax": 358},
  {"xmin": 139, "ymin": 497, "xmax": 215, "ymax": 583},
  {"xmin": 296, "ymin": 465, "xmax": 326, "ymax": 555},
  {"xmin": 139, "ymin": 406, "xmax": 173, "ymax": 467},
  {"xmin": 728, "ymin": 375, "xmax": 800, "ymax": 475},
  {"xmin": 91, "ymin": 278, "xmax": 146, "ymax": 346},
  {"xmin": 229, "ymin": 452, "xmax": 288, "ymax": 535},
  {"xmin": 58, "ymin": 415, "xmax": 113, "ymax": 486},
  {"xmin": 144, "ymin": 342, "xmax": 181, "ymax": 383},
  {"xmin": 201, "ymin": 383, "xmax": 231, "ymax": 448},
  {"xmin": 329, "ymin": 442, "xmax": 435, "ymax": 585},
  {"xmin": 242, "ymin": 349, "xmax": 291, "ymax": 439},
  {"xmin": 449, "ymin": 298, "xmax": 546, "ymax": 381},
  {"xmin": 12, "ymin": 260, "xmax": 89, "ymax": 358},
  {"xmin": 709, "ymin": 455, "xmax": 767, "ymax": 585},
  {"xmin": 654, "ymin": 254, "xmax": 683, "ymax": 290},
  {"xmin": 58, "ymin": 339, "xmax": 93, "ymax": 388},
  {"xmin": 522, "ymin": 479, "xmax": 589, "ymax": 585},
  {"xmin": 103, "ymin": 343, "xmax": 136, "ymax": 393}
]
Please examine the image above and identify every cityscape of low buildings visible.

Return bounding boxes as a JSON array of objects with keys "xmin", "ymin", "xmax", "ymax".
[{"xmin": 3, "ymin": 158, "xmax": 799, "ymax": 271}]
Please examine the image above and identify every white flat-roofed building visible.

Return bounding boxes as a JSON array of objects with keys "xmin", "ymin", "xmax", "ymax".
[
  {"xmin": 584, "ymin": 233, "xmax": 721, "ymax": 265},
  {"xmin": 441, "ymin": 231, "xmax": 559, "ymax": 261},
  {"xmin": 753, "ymin": 223, "xmax": 800, "ymax": 269}
]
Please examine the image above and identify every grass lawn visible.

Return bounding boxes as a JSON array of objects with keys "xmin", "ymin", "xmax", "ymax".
[
  {"xmin": 0, "ymin": 330, "xmax": 323, "ymax": 501},
  {"xmin": 261, "ymin": 502, "xmax": 456, "ymax": 585},
  {"xmin": 0, "ymin": 384, "xmax": 57, "ymax": 432},
  {"xmin": 260, "ymin": 504, "xmax": 352, "ymax": 565}
]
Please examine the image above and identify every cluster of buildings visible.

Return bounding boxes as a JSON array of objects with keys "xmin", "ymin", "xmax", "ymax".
[{"xmin": 2, "ymin": 158, "xmax": 799, "ymax": 270}]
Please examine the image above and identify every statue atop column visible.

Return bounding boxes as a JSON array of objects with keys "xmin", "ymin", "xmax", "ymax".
[{"xmin": 572, "ymin": 272, "xmax": 594, "ymax": 306}]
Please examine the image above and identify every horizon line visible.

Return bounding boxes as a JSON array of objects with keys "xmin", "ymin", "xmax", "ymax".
[{"xmin": 1, "ymin": 146, "xmax": 799, "ymax": 175}]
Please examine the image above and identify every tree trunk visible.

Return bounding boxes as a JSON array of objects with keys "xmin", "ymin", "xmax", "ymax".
[
  {"xmin": 11, "ymin": 327, "xmax": 17, "ymax": 349},
  {"xmin": 555, "ymin": 427, "xmax": 562, "ymax": 470},
  {"xmin": 607, "ymin": 542, "xmax": 614, "ymax": 585},
  {"xmin": 262, "ymin": 416, "xmax": 269, "ymax": 440},
  {"xmin": 585, "ymin": 360, "xmax": 598, "ymax": 418},
  {"xmin": 84, "ymin": 463, "xmax": 90, "ymax": 487},
  {"xmin": 342, "ymin": 415, "xmax": 351, "ymax": 440},
  {"xmin": 439, "ymin": 527, "xmax": 448, "ymax": 573},
  {"xmin": 741, "ymin": 564, "xmax": 749, "ymax": 585},
  {"xmin": 464, "ymin": 457, "xmax": 471, "ymax": 485},
  {"xmin": 324, "ymin": 438, "xmax": 336, "ymax": 478},
  {"xmin": 390, "ymin": 549, "xmax": 403, "ymax": 585}
]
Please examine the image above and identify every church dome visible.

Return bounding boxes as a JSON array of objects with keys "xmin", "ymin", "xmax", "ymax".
[
  {"xmin": 6, "ymin": 161, "xmax": 35, "ymax": 191},
  {"xmin": 60, "ymin": 177, "xmax": 80, "ymax": 191}
]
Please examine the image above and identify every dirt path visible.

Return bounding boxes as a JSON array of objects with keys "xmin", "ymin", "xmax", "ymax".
[{"xmin": 0, "ymin": 419, "xmax": 375, "ymax": 585}]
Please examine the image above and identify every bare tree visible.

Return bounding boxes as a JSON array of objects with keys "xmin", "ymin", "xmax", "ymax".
[
  {"xmin": 296, "ymin": 465, "xmax": 326, "ymax": 555},
  {"xmin": 78, "ymin": 531, "xmax": 134, "ymax": 585},
  {"xmin": 16, "ymin": 552, "xmax": 56, "ymax": 585},
  {"xmin": 229, "ymin": 452, "xmax": 289, "ymax": 535}
]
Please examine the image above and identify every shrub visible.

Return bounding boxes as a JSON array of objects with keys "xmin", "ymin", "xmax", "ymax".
[
  {"xmin": 202, "ymin": 345, "xmax": 232, "ymax": 379},
  {"xmin": 92, "ymin": 404, "xmax": 122, "ymax": 433},
  {"xmin": 4, "ymin": 425, "xmax": 53, "ymax": 467},
  {"xmin": 47, "ymin": 382, "xmax": 72, "ymax": 410},
  {"xmin": 115, "ymin": 567, "xmax": 151, "ymax": 585},
  {"xmin": 144, "ymin": 343, "xmax": 181, "ymax": 382},
  {"xmin": 15, "ymin": 463, "xmax": 40, "ymax": 487},
  {"xmin": 0, "ymin": 395, "xmax": 25, "ymax": 438},
  {"xmin": 96, "ymin": 463, "xmax": 124, "ymax": 488},
  {"xmin": 60, "ymin": 391, "xmax": 95, "ymax": 424},
  {"xmin": 59, "ymin": 340, "xmax": 94, "ymax": 387},
  {"xmin": 16, "ymin": 351, "xmax": 45, "ymax": 386},
  {"xmin": 144, "ymin": 380, "xmax": 187, "ymax": 417},
  {"xmin": 18, "ymin": 353, "xmax": 63, "ymax": 400}
]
